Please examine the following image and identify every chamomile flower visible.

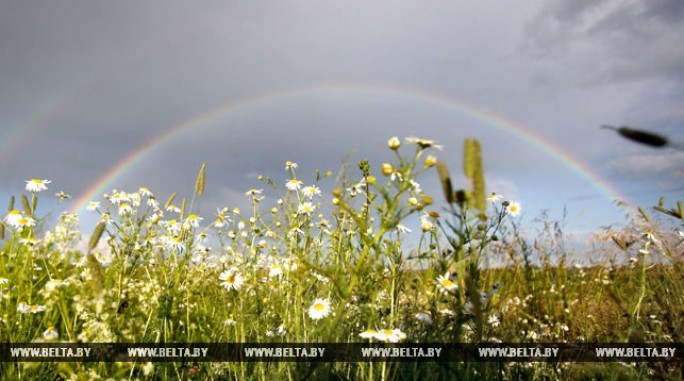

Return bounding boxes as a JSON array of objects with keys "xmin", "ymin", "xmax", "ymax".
[
  {"xmin": 285, "ymin": 161, "xmax": 298, "ymax": 170},
  {"xmin": 18, "ymin": 303, "xmax": 46, "ymax": 314},
  {"xmin": 54, "ymin": 191, "xmax": 70, "ymax": 200},
  {"xmin": 146, "ymin": 197, "xmax": 159, "ymax": 209},
  {"xmin": 359, "ymin": 329, "xmax": 378, "ymax": 339},
  {"xmin": 25, "ymin": 178, "xmax": 51, "ymax": 192},
  {"xmin": 486, "ymin": 193, "xmax": 503, "ymax": 203},
  {"xmin": 505, "ymin": 201, "xmax": 521, "ymax": 217},
  {"xmin": 164, "ymin": 235, "xmax": 185, "ymax": 253},
  {"xmin": 301, "ymin": 185, "xmax": 321, "ymax": 198},
  {"xmin": 110, "ymin": 191, "xmax": 129, "ymax": 205},
  {"xmin": 396, "ymin": 224, "xmax": 412, "ymax": 234},
  {"xmin": 297, "ymin": 202, "xmax": 316, "ymax": 215},
  {"xmin": 420, "ymin": 213, "xmax": 434, "ymax": 232},
  {"xmin": 286, "ymin": 179, "xmax": 303, "ymax": 191},
  {"xmin": 118, "ymin": 202, "xmax": 132, "ymax": 216},
  {"xmin": 245, "ymin": 188, "xmax": 263, "ymax": 198},
  {"xmin": 17, "ymin": 302, "xmax": 31, "ymax": 314},
  {"xmin": 435, "ymin": 272, "xmax": 458, "ymax": 294},
  {"xmin": 268, "ymin": 263, "xmax": 283, "ymax": 278},
  {"xmin": 166, "ymin": 204, "xmax": 181, "ymax": 213},
  {"xmin": 219, "ymin": 269, "xmax": 244, "ymax": 291},
  {"xmin": 15, "ymin": 216, "xmax": 35, "ymax": 230},
  {"xmin": 4, "ymin": 210, "xmax": 23, "ymax": 227},
  {"xmin": 307, "ymin": 298, "xmax": 331, "ymax": 320},
  {"xmin": 185, "ymin": 214, "xmax": 203, "ymax": 228},
  {"xmin": 86, "ymin": 201, "xmax": 100, "ymax": 211},
  {"xmin": 405, "ymin": 136, "xmax": 443, "ymax": 150},
  {"xmin": 43, "ymin": 327, "xmax": 59, "ymax": 341},
  {"xmin": 139, "ymin": 187, "xmax": 153, "ymax": 197},
  {"xmin": 375, "ymin": 328, "xmax": 407, "ymax": 343}
]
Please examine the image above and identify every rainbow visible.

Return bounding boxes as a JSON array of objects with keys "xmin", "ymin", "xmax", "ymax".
[{"xmin": 70, "ymin": 83, "xmax": 634, "ymax": 215}]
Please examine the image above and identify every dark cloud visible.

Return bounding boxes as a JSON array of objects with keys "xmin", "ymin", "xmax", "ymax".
[{"xmin": 523, "ymin": 0, "xmax": 684, "ymax": 84}]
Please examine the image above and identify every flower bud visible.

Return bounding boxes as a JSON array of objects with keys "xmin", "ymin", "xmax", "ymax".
[{"xmin": 424, "ymin": 155, "xmax": 437, "ymax": 167}]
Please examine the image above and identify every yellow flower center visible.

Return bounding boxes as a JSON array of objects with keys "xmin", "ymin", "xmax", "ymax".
[{"xmin": 314, "ymin": 303, "xmax": 325, "ymax": 311}]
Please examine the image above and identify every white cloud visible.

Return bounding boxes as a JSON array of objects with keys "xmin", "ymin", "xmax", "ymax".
[{"xmin": 609, "ymin": 150, "xmax": 684, "ymax": 176}]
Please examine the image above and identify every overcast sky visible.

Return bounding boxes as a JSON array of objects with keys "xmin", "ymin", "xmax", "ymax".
[{"xmin": 1, "ymin": 0, "xmax": 682, "ymax": 240}]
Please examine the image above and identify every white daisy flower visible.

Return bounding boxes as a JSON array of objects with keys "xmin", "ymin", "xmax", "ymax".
[
  {"xmin": 301, "ymin": 186, "xmax": 321, "ymax": 198},
  {"xmin": 118, "ymin": 202, "xmax": 133, "ymax": 216},
  {"xmin": 435, "ymin": 272, "xmax": 458, "ymax": 294},
  {"xmin": 110, "ymin": 191, "xmax": 129, "ymax": 205},
  {"xmin": 359, "ymin": 329, "xmax": 378, "ymax": 339},
  {"xmin": 375, "ymin": 328, "xmax": 407, "ymax": 343},
  {"xmin": 297, "ymin": 202, "xmax": 316, "ymax": 215},
  {"xmin": 219, "ymin": 268, "xmax": 244, "ymax": 291},
  {"xmin": 405, "ymin": 136, "xmax": 443, "ymax": 150},
  {"xmin": 307, "ymin": 298, "xmax": 331, "ymax": 320},
  {"xmin": 244, "ymin": 188, "xmax": 264, "ymax": 198},
  {"xmin": 15, "ymin": 216, "xmax": 36, "ymax": 230},
  {"xmin": 268, "ymin": 263, "xmax": 283, "ymax": 278},
  {"xmin": 185, "ymin": 214, "xmax": 203, "ymax": 228},
  {"xmin": 25, "ymin": 178, "xmax": 51, "ymax": 192},
  {"xmin": 4, "ymin": 210, "xmax": 23, "ymax": 227},
  {"xmin": 486, "ymin": 193, "xmax": 503, "ymax": 203},
  {"xmin": 506, "ymin": 201, "xmax": 521, "ymax": 217},
  {"xmin": 396, "ymin": 224, "xmax": 412, "ymax": 234},
  {"xmin": 86, "ymin": 201, "xmax": 100, "ymax": 211},
  {"xmin": 43, "ymin": 327, "xmax": 59, "ymax": 341},
  {"xmin": 286, "ymin": 179, "xmax": 303, "ymax": 191}
]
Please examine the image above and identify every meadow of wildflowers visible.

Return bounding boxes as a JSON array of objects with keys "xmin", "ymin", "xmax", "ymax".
[{"xmin": 0, "ymin": 136, "xmax": 682, "ymax": 380}]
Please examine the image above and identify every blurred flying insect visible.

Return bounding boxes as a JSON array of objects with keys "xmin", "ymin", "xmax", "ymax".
[{"xmin": 601, "ymin": 125, "xmax": 669, "ymax": 148}]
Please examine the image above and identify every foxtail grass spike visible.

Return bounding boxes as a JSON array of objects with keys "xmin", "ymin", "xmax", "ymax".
[
  {"xmin": 464, "ymin": 139, "xmax": 475, "ymax": 179},
  {"xmin": 180, "ymin": 198, "xmax": 187, "ymax": 220},
  {"xmin": 164, "ymin": 192, "xmax": 177, "ymax": 211},
  {"xmin": 87, "ymin": 221, "xmax": 107, "ymax": 289},
  {"xmin": 601, "ymin": 125, "xmax": 668, "ymax": 148},
  {"xmin": 88, "ymin": 221, "xmax": 106, "ymax": 252},
  {"xmin": 195, "ymin": 162, "xmax": 206, "ymax": 196},
  {"xmin": 86, "ymin": 253, "xmax": 105, "ymax": 289},
  {"xmin": 436, "ymin": 160, "xmax": 454, "ymax": 204},
  {"xmin": 8, "ymin": 196, "xmax": 14, "ymax": 212},
  {"xmin": 464, "ymin": 139, "xmax": 486, "ymax": 212},
  {"xmin": 0, "ymin": 223, "xmax": 4, "ymax": 240},
  {"xmin": 21, "ymin": 194, "xmax": 31, "ymax": 216}
]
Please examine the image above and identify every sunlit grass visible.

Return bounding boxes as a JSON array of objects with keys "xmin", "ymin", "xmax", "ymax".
[{"xmin": 0, "ymin": 136, "xmax": 682, "ymax": 380}]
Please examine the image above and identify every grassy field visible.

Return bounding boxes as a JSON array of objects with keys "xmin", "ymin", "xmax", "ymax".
[{"xmin": 0, "ymin": 136, "xmax": 682, "ymax": 380}]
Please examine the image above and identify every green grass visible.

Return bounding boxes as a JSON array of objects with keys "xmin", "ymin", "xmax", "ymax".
[{"xmin": 0, "ymin": 136, "xmax": 682, "ymax": 380}]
